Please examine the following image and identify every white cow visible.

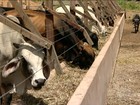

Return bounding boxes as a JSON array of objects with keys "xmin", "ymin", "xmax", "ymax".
[
  {"xmin": 55, "ymin": 5, "xmax": 107, "ymax": 35},
  {"xmin": 0, "ymin": 15, "xmax": 50, "ymax": 105}
]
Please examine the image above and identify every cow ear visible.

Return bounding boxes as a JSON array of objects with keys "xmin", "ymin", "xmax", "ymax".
[{"xmin": 2, "ymin": 58, "xmax": 20, "ymax": 78}]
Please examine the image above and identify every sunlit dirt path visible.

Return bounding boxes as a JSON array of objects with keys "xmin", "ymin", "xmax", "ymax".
[{"xmin": 107, "ymin": 10, "xmax": 140, "ymax": 105}]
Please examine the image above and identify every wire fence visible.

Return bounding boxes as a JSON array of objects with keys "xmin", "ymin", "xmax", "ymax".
[
  {"xmin": 0, "ymin": 0, "xmax": 99, "ymax": 102},
  {"xmin": 0, "ymin": 20, "xmax": 85, "ymax": 69},
  {"xmin": 0, "ymin": 17, "xmax": 89, "ymax": 100},
  {"xmin": 0, "ymin": 0, "xmax": 69, "ymax": 10}
]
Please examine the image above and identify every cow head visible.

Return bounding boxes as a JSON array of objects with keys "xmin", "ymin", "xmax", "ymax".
[
  {"xmin": 72, "ymin": 42, "xmax": 95, "ymax": 69},
  {"xmin": 17, "ymin": 42, "xmax": 50, "ymax": 89},
  {"xmin": 2, "ymin": 57, "xmax": 29, "ymax": 95},
  {"xmin": 2, "ymin": 42, "xmax": 50, "ymax": 90}
]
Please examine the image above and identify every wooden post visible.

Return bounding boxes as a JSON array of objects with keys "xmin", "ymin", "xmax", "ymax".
[
  {"xmin": 83, "ymin": 0, "xmax": 88, "ymax": 28},
  {"xmin": 0, "ymin": 15, "xmax": 52, "ymax": 49},
  {"xmin": 21, "ymin": 0, "xmax": 23, "ymax": 8},
  {"xmin": 112, "ymin": 0, "xmax": 122, "ymax": 12},
  {"xmin": 45, "ymin": 0, "xmax": 54, "ymax": 41},
  {"xmin": 9, "ymin": 0, "xmax": 41, "ymax": 36},
  {"xmin": 8, "ymin": 0, "xmax": 62, "ymax": 75},
  {"xmin": 7, "ymin": 1, "xmax": 12, "ymax": 7},
  {"xmin": 57, "ymin": 0, "xmax": 85, "ymax": 48},
  {"xmin": 9, "ymin": 0, "xmax": 55, "ymax": 48},
  {"xmin": 90, "ymin": 0, "xmax": 108, "ymax": 26},
  {"xmin": 25, "ymin": 0, "xmax": 27, "ymax": 5},
  {"xmin": 77, "ymin": 0, "xmax": 98, "ymax": 27},
  {"xmin": 0, "ymin": 0, "xmax": 2, "ymax": 6},
  {"xmin": 27, "ymin": 0, "xmax": 30, "ymax": 9},
  {"xmin": 45, "ymin": 0, "xmax": 62, "ymax": 74},
  {"xmin": 96, "ymin": 0, "xmax": 114, "ymax": 26},
  {"xmin": 58, "ymin": 0, "xmax": 76, "ymax": 22},
  {"xmin": 42, "ymin": 5, "xmax": 93, "ymax": 46},
  {"xmin": 108, "ymin": 0, "xmax": 118, "ymax": 15},
  {"xmin": 70, "ymin": 0, "xmax": 76, "ymax": 16},
  {"xmin": 58, "ymin": 0, "xmax": 94, "ymax": 46},
  {"xmin": 89, "ymin": 0, "xmax": 108, "ymax": 26},
  {"xmin": 88, "ymin": 0, "xmax": 101, "ymax": 22},
  {"xmin": 19, "ymin": 0, "xmax": 23, "ymax": 8}
]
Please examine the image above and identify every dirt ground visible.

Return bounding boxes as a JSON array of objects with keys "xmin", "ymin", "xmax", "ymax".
[{"xmin": 107, "ymin": 10, "xmax": 140, "ymax": 105}]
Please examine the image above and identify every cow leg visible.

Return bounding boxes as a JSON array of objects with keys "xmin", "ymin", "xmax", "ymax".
[
  {"xmin": 0, "ymin": 98, "xmax": 2, "ymax": 105},
  {"xmin": 136, "ymin": 25, "xmax": 138, "ymax": 33},
  {"xmin": 0, "ymin": 98, "xmax": 1, "ymax": 105},
  {"xmin": 1, "ymin": 84, "xmax": 6, "ymax": 105},
  {"xmin": 1, "ymin": 84, "xmax": 12, "ymax": 105},
  {"xmin": 134, "ymin": 24, "xmax": 137, "ymax": 33},
  {"xmin": 1, "ymin": 95, "xmax": 12, "ymax": 105},
  {"xmin": 4, "ymin": 94, "xmax": 12, "ymax": 105},
  {"xmin": 134, "ymin": 24, "xmax": 136, "ymax": 33},
  {"xmin": 0, "ymin": 86, "xmax": 1, "ymax": 101},
  {"xmin": 138, "ymin": 24, "xmax": 139, "ymax": 31},
  {"xmin": 133, "ymin": 24, "xmax": 136, "ymax": 33},
  {"xmin": 136, "ymin": 24, "xmax": 139, "ymax": 32}
]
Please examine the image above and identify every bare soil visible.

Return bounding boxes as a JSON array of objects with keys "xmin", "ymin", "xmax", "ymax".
[{"xmin": 107, "ymin": 10, "xmax": 140, "ymax": 105}]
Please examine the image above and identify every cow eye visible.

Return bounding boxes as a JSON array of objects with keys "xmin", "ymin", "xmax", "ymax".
[
  {"xmin": 79, "ymin": 52, "xmax": 82, "ymax": 55},
  {"xmin": 28, "ymin": 65, "xmax": 33, "ymax": 73}
]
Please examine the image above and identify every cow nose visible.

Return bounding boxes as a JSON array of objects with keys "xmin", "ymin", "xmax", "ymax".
[{"xmin": 35, "ymin": 79, "xmax": 46, "ymax": 88}]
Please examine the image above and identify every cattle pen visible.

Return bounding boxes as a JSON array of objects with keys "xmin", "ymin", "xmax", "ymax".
[{"xmin": 0, "ymin": 0, "xmax": 125, "ymax": 105}]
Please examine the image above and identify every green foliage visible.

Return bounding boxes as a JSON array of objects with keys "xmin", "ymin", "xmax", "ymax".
[{"xmin": 117, "ymin": 0, "xmax": 140, "ymax": 10}]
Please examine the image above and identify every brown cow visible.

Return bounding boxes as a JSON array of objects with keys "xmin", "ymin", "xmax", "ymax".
[{"xmin": 4, "ymin": 9, "xmax": 96, "ymax": 69}]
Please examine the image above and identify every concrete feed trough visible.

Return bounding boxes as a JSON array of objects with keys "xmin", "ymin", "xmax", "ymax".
[{"xmin": 67, "ymin": 13, "xmax": 125, "ymax": 105}]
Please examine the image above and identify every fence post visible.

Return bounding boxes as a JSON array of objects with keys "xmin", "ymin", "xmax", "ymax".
[
  {"xmin": 9, "ymin": 0, "xmax": 42, "ymax": 36},
  {"xmin": 70, "ymin": 0, "xmax": 76, "ymax": 16},
  {"xmin": 45, "ymin": 0, "xmax": 62, "ymax": 75},
  {"xmin": 27, "ymin": 0, "xmax": 30, "ymax": 9},
  {"xmin": 58, "ymin": 0, "xmax": 76, "ymax": 22},
  {"xmin": 83, "ymin": 0, "xmax": 88, "ymax": 28}
]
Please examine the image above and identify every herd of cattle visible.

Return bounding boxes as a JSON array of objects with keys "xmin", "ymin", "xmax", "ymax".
[{"xmin": 0, "ymin": 4, "xmax": 114, "ymax": 105}]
